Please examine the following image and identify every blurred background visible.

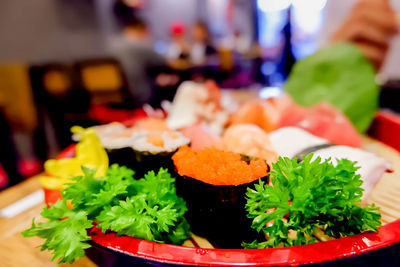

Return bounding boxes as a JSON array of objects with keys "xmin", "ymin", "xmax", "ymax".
[{"xmin": 0, "ymin": 0, "xmax": 398, "ymax": 189}]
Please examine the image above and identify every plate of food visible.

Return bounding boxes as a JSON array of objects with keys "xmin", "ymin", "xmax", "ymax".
[{"xmin": 23, "ymin": 44, "xmax": 400, "ymax": 266}]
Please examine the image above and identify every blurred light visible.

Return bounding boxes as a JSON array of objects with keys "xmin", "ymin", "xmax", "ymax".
[
  {"xmin": 261, "ymin": 62, "xmax": 276, "ymax": 76},
  {"xmin": 292, "ymin": 5, "xmax": 324, "ymax": 34},
  {"xmin": 269, "ymin": 73, "xmax": 285, "ymax": 87},
  {"xmin": 257, "ymin": 0, "xmax": 291, "ymax": 13},
  {"xmin": 154, "ymin": 40, "xmax": 168, "ymax": 55},
  {"xmin": 123, "ymin": 0, "xmax": 144, "ymax": 8},
  {"xmin": 291, "ymin": 0, "xmax": 327, "ymax": 11},
  {"xmin": 259, "ymin": 87, "xmax": 283, "ymax": 99},
  {"xmin": 291, "ymin": 0, "xmax": 326, "ymax": 59},
  {"xmin": 258, "ymin": 10, "xmax": 287, "ymax": 47}
]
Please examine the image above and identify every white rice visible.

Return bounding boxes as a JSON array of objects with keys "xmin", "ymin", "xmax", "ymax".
[
  {"xmin": 131, "ymin": 131, "xmax": 190, "ymax": 153},
  {"xmin": 101, "ymin": 130, "xmax": 146, "ymax": 149},
  {"xmin": 102, "ymin": 130, "xmax": 189, "ymax": 153}
]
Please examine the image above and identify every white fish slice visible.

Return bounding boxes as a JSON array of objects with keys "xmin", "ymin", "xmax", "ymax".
[{"xmin": 269, "ymin": 127, "xmax": 393, "ymax": 200}]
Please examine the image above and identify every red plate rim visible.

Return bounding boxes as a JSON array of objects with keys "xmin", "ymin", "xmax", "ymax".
[{"xmin": 89, "ymin": 219, "xmax": 400, "ymax": 266}]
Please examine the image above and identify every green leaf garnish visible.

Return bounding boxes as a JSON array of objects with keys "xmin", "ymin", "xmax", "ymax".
[
  {"xmin": 22, "ymin": 201, "xmax": 93, "ymax": 264},
  {"xmin": 244, "ymin": 154, "xmax": 381, "ymax": 248},
  {"xmin": 23, "ymin": 165, "xmax": 190, "ymax": 264}
]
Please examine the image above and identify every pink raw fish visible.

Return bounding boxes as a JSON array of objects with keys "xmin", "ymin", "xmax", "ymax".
[
  {"xmin": 278, "ymin": 102, "xmax": 362, "ymax": 147},
  {"xmin": 180, "ymin": 124, "xmax": 220, "ymax": 150}
]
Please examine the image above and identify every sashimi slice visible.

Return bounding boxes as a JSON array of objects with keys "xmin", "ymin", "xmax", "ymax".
[
  {"xmin": 229, "ymin": 95, "xmax": 293, "ymax": 132},
  {"xmin": 278, "ymin": 102, "xmax": 362, "ymax": 147},
  {"xmin": 219, "ymin": 124, "xmax": 278, "ymax": 164},
  {"xmin": 269, "ymin": 127, "xmax": 329, "ymax": 159},
  {"xmin": 166, "ymin": 82, "xmax": 209, "ymax": 130},
  {"xmin": 180, "ymin": 124, "xmax": 220, "ymax": 150},
  {"xmin": 269, "ymin": 127, "xmax": 392, "ymax": 201},
  {"xmin": 311, "ymin": 146, "xmax": 393, "ymax": 200}
]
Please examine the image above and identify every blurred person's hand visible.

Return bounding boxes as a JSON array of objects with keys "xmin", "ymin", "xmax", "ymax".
[{"xmin": 331, "ymin": 0, "xmax": 398, "ymax": 70}]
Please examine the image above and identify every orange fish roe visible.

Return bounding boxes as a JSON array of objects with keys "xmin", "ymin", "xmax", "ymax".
[
  {"xmin": 147, "ymin": 134, "xmax": 165, "ymax": 147},
  {"xmin": 172, "ymin": 145, "xmax": 269, "ymax": 186}
]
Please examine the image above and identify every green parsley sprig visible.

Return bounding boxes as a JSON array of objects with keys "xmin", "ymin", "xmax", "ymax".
[
  {"xmin": 22, "ymin": 201, "xmax": 92, "ymax": 264},
  {"xmin": 22, "ymin": 166, "xmax": 190, "ymax": 264},
  {"xmin": 244, "ymin": 154, "xmax": 381, "ymax": 248}
]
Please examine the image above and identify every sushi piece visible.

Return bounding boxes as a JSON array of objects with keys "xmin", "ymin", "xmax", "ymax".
[
  {"xmin": 278, "ymin": 102, "xmax": 363, "ymax": 147},
  {"xmin": 229, "ymin": 94, "xmax": 293, "ymax": 132},
  {"xmin": 133, "ymin": 118, "xmax": 170, "ymax": 132},
  {"xmin": 269, "ymin": 127, "xmax": 392, "ymax": 200},
  {"xmin": 311, "ymin": 146, "xmax": 393, "ymax": 199},
  {"xmin": 172, "ymin": 146, "xmax": 270, "ymax": 248},
  {"xmin": 166, "ymin": 81, "xmax": 237, "ymax": 135},
  {"xmin": 180, "ymin": 124, "xmax": 220, "ymax": 150},
  {"xmin": 100, "ymin": 130, "xmax": 140, "ymax": 170},
  {"xmin": 166, "ymin": 81, "xmax": 210, "ymax": 130},
  {"xmin": 104, "ymin": 130, "xmax": 190, "ymax": 178},
  {"xmin": 219, "ymin": 124, "xmax": 278, "ymax": 164},
  {"xmin": 269, "ymin": 127, "xmax": 328, "ymax": 159},
  {"xmin": 103, "ymin": 118, "xmax": 170, "ymax": 144},
  {"xmin": 230, "ymin": 96, "xmax": 362, "ymax": 147},
  {"xmin": 72, "ymin": 122, "xmax": 127, "ymax": 142}
]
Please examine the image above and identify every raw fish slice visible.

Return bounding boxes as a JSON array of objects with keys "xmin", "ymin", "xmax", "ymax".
[
  {"xmin": 229, "ymin": 95, "xmax": 293, "ymax": 132},
  {"xmin": 278, "ymin": 102, "xmax": 362, "ymax": 147},
  {"xmin": 204, "ymin": 80, "xmax": 222, "ymax": 110},
  {"xmin": 166, "ymin": 81, "xmax": 209, "ymax": 130},
  {"xmin": 180, "ymin": 124, "xmax": 220, "ymax": 150},
  {"xmin": 229, "ymin": 100, "xmax": 274, "ymax": 132},
  {"xmin": 270, "ymin": 127, "xmax": 392, "ymax": 200},
  {"xmin": 312, "ymin": 146, "xmax": 393, "ymax": 200},
  {"xmin": 166, "ymin": 81, "xmax": 232, "ymax": 135},
  {"xmin": 269, "ymin": 127, "xmax": 328, "ymax": 159},
  {"xmin": 219, "ymin": 124, "xmax": 278, "ymax": 164}
]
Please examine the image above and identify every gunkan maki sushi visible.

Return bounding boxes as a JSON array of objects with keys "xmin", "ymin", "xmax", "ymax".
[{"xmin": 172, "ymin": 145, "xmax": 270, "ymax": 248}]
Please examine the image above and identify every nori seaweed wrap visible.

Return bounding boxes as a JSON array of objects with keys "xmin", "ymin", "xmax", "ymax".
[
  {"xmin": 172, "ymin": 146, "xmax": 270, "ymax": 248},
  {"xmin": 103, "ymin": 130, "xmax": 190, "ymax": 178}
]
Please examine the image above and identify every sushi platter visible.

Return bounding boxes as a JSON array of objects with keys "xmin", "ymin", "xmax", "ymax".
[
  {"xmin": 20, "ymin": 77, "xmax": 400, "ymax": 266},
  {"xmin": 21, "ymin": 37, "xmax": 400, "ymax": 266}
]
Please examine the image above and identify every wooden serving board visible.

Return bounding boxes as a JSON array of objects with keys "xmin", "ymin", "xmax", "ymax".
[
  {"xmin": 0, "ymin": 178, "xmax": 96, "ymax": 267},
  {"xmin": 363, "ymin": 137, "xmax": 400, "ymax": 224}
]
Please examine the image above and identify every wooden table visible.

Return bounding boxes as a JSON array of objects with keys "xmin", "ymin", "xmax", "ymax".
[
  {"xmin": 1, "ymin": 137, "xmax": 399, "ymax": 267},
  {"xmin": 0, "ymin": 177, "xmax": 96, "ymax": 267}
]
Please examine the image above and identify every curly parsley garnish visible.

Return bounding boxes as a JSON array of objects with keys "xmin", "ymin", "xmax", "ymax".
[
  {"xmin": 244, "ymin": 154, "xmax": 381, "ymax": 248},
  {"xmin": 22, "ymin": 166, "xmax": 190, "ymax": 264}
]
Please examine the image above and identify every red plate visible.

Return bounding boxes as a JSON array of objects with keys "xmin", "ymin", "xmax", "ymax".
[{"xmin": 48, "ymin": 112, "xmax": 400, "ymax": 266}]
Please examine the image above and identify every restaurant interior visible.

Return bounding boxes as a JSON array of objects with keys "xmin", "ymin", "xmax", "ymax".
[
  {"xmin": 0, "ymin": 0, "xmax": 330, "ymax": 188},
  {"xmin": 1, "ymin": 0, "xmax": 400, "ymax": 266}
]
